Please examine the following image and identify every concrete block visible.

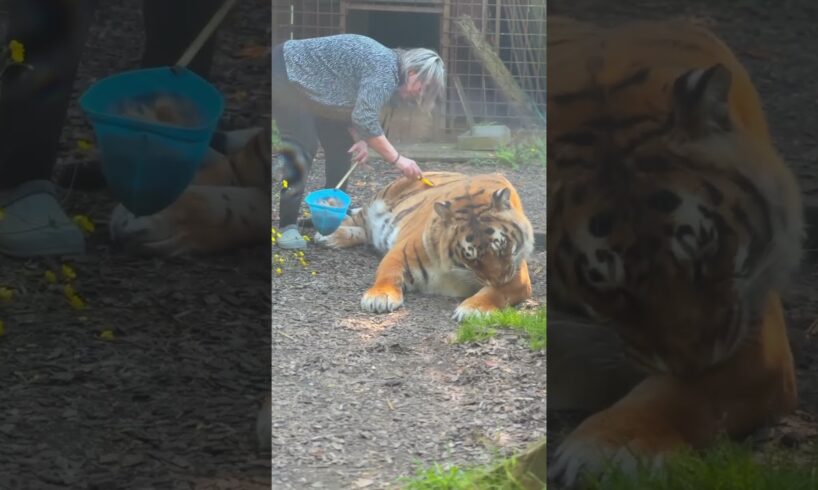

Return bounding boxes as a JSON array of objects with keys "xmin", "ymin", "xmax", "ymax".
[{"xmin": 456, "ymin": 124, "xmax": 511, "ymax": 151}]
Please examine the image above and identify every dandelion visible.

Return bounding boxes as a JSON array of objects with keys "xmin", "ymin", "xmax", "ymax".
[
  {"xmin": 8, "ymin": 40, "xmax": 24, "ymax": 63},
  {"xmin": 282, "ymin": 180, "xmax": 289, "ymax": 189},
  {"xmin": 311, "ymin": 271, "xmax": 317, "ymax": 276},
  {"xmin": 275, "ymin": 267, "xmax": 283, "ymax": 275},
  {"xmin": 61, "ymin": 264, "xmax": 77, "ymax": 281},
  {"xmin": 63, "ymin": 284, "xmax": 76, "ymax": 298},
  {"xmin": 302, "ymin": 235, "xmax": 311, "ymax": 242},
  {"xmin": 99, "ymin": 329, "xmax": 114, "ymax": 341},
  {"xmin": 44, "ymin": 270, "xmax": 57, "ymax": 284},
  {"xmin": 68, "ymin": 294, "xmax": 85, "ymax": 310},
  {"xmin": 73, "ymin": 215, "xmax": 95, "ymax": 233},
  {"xmin": 77, "ymin": 139, "xmax": 94, "ymax": 151}
]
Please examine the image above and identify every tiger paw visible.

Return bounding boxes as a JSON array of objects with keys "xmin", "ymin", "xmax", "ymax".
[
  {"xmin": 109, "ymin": 204, "xmax": 188, "ymax": 257},
  {"xmin": 312, "ymin": 231, "xmax": 335, "ymax": 248},
  {"xmin": 548, "ymin": 413, "xmax": 674, "ymax": 488},
  {"xmin": 361, "ymin": 285, "xmax": 404, "ymax": 313},
  {"xmin": 452, "ymin": 296, "xmax": 499, "ymax": 322}
]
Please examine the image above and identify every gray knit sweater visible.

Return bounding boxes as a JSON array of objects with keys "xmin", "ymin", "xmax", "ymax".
[{"xmin": 282, "ymin": 34, "xmax": 400, "ymax": 140}]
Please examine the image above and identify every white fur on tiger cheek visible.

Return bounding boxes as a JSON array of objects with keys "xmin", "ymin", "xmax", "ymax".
[
  {"xmin": 366, "ymin": 200, "xmax": 399, "ymax": 253},
  {"xmin": 670, "ymin": 193, "xmax": 717, "ymax": 262},
  {"xmin": 491, "ymin": 230, "xmax": 507, "ymax": 252},
  {"xmin": 575, "ymin": 227, "xmax": 624, "ymax": 291},
  {"xmin": 461, "ymin": 240, "xmax": 478, "ymax": 260}
]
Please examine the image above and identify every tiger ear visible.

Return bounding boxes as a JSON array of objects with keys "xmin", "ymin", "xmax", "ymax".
[
  {"xmin": 434, "ymin": 201, "xmax": 454, "ymax": 221},
  {"xmin": 491, "ymin": 188, "xmax": 512, "ymax": 211},
  {"xmin": 671, "ymin": 63, "xmax": 732, "ymax": 138}
]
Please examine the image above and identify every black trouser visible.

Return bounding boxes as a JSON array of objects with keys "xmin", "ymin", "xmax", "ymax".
[
  {"xmin": 0, "ymin": 0, "xmax": 222, "ymax": 190},
  {"xmin": 272, "ymin": 42, "xmax": 354, "ymax": 229}
]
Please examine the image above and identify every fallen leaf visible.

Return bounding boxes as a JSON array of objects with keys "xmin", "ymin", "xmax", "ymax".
[{"xmin": 237, "ymin": 44, "xmax": 270, "ymax": 59}]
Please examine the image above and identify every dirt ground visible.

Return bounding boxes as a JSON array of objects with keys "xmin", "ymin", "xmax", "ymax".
[
  {"xmin": 547, "ymin": 0, "xmax": 818, "ymax": 481},
  {"xmin": 0, "ymin": 1, "xmax": 273, "ymax": 488},
  {"xmin": 271, "ymin": 153, "xmax": 547, "ymax": 488}
]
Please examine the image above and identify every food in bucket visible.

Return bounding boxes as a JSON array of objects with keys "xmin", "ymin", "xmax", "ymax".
[
  {"xmin": 120, "ymin": 93, "xmax": 202, "ymax": 128},
  {"xmin": 318, "ymin": 197, "xmax": 344, "ymax": 208}
]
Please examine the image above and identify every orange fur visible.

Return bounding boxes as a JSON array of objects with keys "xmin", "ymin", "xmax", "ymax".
[
  {"xmin": 317, "ymin": 171, "xmax": 534, "ymax": 321},
  {"xmin": 547, "ymin": 16, "xmax": 803, "ymax": 487}
]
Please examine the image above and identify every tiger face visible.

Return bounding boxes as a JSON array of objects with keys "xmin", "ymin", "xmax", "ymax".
[
  {"xmin": 549, "ymin": 62, "xmax": 803, "ymax": 376},
  {"xmin": 434, "ymin": 187, "xmax": 530, "ymax": 288}
]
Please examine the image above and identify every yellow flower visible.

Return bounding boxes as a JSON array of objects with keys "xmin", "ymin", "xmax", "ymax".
[
  {"xmin": 302, "ymin": 235, "xmax": 311, "ymax": 242},
  {"xmin": 311, "ymin": 271, "xmax": 317, "ymax": 276},
  {"xmin": 0, "ymin": 320, "xmax": 4, "ymax": 336},
  {"xmin": 275, "ymin": 267, "xmax": 283, "ymax": 275},
  {"xmin": 282, "ymin": 180, "xmax": 289, "ymax": 189},
  {"xmin": 0, "ymin": 287, "xmax": 12, "ymax": 302},
  {"xmin": 73, "ymin": 215, "xmax": 95, "ymax": 233},
  {"xmin": 61, "ymin": 264, "xmax": 77, "ymax": 281},
  {"xmin": 68, "ymin": 294, "xmax": 85, "ymax": 310},
  {"xmin": 44, "ymin": 270, "xmax": 57, "ymax": 284},
  {"xmin": 77, "ymin": 139, "xmax": 94, "ymax": 151},
  {"xmin": 99, "ymin": 329, "xmax": 115, "ymax": 341},
  {"xmin": 63, "ymin": 284, "xmax": 76, "ymax": 298},
  {"xmin": 8, "ymin": 40, "xmax": 24, "ymax": 63}
]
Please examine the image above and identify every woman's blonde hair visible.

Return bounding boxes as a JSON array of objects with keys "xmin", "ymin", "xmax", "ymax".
[{"xmin": 395, "ymin": 47, "xmax": 445, "ymax": 110}]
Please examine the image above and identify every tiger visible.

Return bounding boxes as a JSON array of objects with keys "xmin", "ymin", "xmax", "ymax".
[
  {"xmin": 313, "ymin": 171, "xmax": 534, "ymax": 321},
  {"xmin": 108, "ymin": 118, "xmax": 277, "ymax": 257},
  {"xmin": 545, "ymin": 16, "xmax": 804, "ymax": 488}
]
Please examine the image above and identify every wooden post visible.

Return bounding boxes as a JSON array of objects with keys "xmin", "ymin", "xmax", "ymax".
[{"xmin": 454, "ymin": 15, "xmax": 544, "ymax": 127}]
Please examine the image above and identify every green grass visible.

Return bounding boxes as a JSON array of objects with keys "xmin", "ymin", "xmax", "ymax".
[
  {"xmin": 398, "ymin": 439, "xmax": 818, "ymax": 490},
  {"xmin": 579, "ymin": 439, "xmax": 818, "ymax": 490},
  {"xmin": 493, "ymin": 137, "xmax": 546, "ymax": 169},
  {"xmin": 398, "ymin": 456, "xmax": 531, "ymax": 490},
  {"xmin": 455, "ymin": 307, "xmax": 546, "ymax": 351}
]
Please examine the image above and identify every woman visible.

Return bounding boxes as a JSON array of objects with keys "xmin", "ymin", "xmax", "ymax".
[{"xmin": 272, "ymin": 33, "xmax": 445, "ymax": 250}]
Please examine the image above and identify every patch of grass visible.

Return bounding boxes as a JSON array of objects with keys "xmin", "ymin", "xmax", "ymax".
[
  {"xmin": 493, "ymin": 136, "xmax": 546, "ymax": 169},
  {"xmin": 581, "ymin": 439, "xmax": 818, "ymax": 490},
  {"xmin": 398, "ymin": 456, "xmax": 532, "ymax": 490},
  {"xmin": 455, "ymin": 307, "xmax": 546, "ymax": 351}
]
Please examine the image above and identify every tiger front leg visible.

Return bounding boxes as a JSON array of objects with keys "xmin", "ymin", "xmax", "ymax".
[
  {"xmin": 548, "ymin": 293, "xmax": 798, "ymax": 488},
  {"xmin": 452, "ymin": 260, "xmax": 533, "ymax": 321},
  {"xmin": 110, "ymin": 185, "xmax": 269, "ymax": 256},
  {"xmin": 361, "ymin": 246, "xmax": 407, "ymax": 314}
]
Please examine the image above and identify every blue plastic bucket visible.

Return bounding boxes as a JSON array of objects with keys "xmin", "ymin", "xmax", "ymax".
[
  {"xmin": 79, "ymin": 66, "xmax": 224, "ymax": 217},
  {"xmin": 304, "ymin": 188, "xmax": 351, "ymax": 235}
]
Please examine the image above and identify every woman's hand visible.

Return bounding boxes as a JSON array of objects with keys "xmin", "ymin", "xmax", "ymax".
[
  {"xmin": 347, "ymin": 140, "xmax": 369, "ymax": 165},
  {"xmin": 394, "ymin": 155, "xmax": 423, "ymax": 180}
]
